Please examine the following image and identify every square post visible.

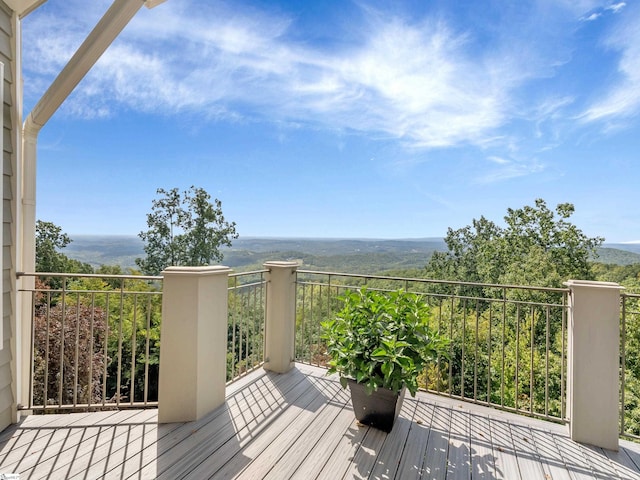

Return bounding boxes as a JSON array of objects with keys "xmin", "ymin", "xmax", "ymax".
[
  {"xmin": 158, "ymin": 265, "xmax": 231, "ymax": 423},
  {"xmin": 263, "ymin": 261, "xmax": 298, "ymax": 373},
  {"xmin": 564, "ymin": 279, "xmax": 622, "ymax": 450}
]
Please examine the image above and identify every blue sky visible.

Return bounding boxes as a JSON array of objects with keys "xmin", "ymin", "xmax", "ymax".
[{"xmin": 23, "ymin": 0, "xmax": 640, "ymax": 242}]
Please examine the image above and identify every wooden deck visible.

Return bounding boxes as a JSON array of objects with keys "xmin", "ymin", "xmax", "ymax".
[{"xmin": 1, "ymin": 363, "xmax": 640, "ymax": 479}]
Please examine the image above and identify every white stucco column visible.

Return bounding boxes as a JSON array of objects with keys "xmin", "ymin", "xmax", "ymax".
[
  {"xmin": 263, "ymin": 261, "xmax": 298, "ymax": 373},
  {"xmin": 158, "ymin": 266, "xmax": 231, "ymax": 423},
  {"xmin": 564, "ymin": 279, "xmax": 622, "ymax": 450}
]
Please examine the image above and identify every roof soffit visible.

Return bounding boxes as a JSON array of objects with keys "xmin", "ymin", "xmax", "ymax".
[{"xmin": 4, "ymin": 0, "xmax": 47, "ymax": 18}]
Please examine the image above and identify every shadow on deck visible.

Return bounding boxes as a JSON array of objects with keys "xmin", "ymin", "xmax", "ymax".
[{"xmin": 1, "ymin": 363, "xmax": 640, "ymax": 479}]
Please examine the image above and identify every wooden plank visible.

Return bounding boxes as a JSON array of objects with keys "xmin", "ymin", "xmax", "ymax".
[
  {"xmin": 114, "ymin": 377, "xmax": 277, "ymax": 479},
  {"xmin": 225, "ymin": 368, "xmax": 270, "ymax": 395},
  {"xmin": 487, "ymin": 416, "xmax": 522, "ymax": 480},
  {"xmin": 529, "ymin": 428, "xmax": 574, "ymax": 480},
  {"xmin": 395, "ymin": 398, "xmax": 436, "ymax": 479},
  {"xmin": 133, "ymin": 366, "xmax": 308, "ymax": 479},
  {"xmin": 0, "ymin": 410, "xmax": 141, "ymax": 475},
  {"xmin": 613, "ymin": 442, "xmax": 640, "ymax": 476},
  {"xmin": 99, "ymin": 421, "xmax": 182, "ymax": 480},
  {"xmin": 262, "ymin": 387, "xmax": 352, "ymax": 479},
  {"xmin": 583, "ymin": 445, "xmax": 629, "ymax": 480},
  {"xmin": 5, "ymin": 410, "xmax": 134, "ymax": 477},
  {"xmin": 469, "ymin": 412, "xmax": 499, "ymax": 479},
  {"xmin": 509, "ymin": 423, "xmax": 546, "ymax": 479},
  {"xmin": 0, "ymin": 365, "xmax": 635, "ymax": 480},
  {"xmin": 19, "ymin": 409, "xmax": 157, "ymax": 479},
  {"xmin": 339, "ymin": 424, "xmax": 388, "ymax": 479},
  {"xmin": 422, "ymin": 403, "xmax": 452, "ymax": 480},
  {"xmin": 0, "ymin": 410, "xmax": 99, "ymax": 462},
  {"xmin": 287, "ymin": 400, "xmax": 358, "ymax": 479},
  {"xmin": 308, "ymin": 414, "xmax": 369, "ymax": 479},
  {"xmin": 157, "ymin": 368, "xmax": 320, "ymax": 479},
  {"xmin": 44, "ymin": 409, "xmax": 159, "ymax": 479},
  {"xmin": 121, "ymin": 379, "xmax": 276, "ymax": 478},
  {"xmin": 552, "ymin": 431, "xmax": 597, "ymax": 480},
  {"xmin": 65, "ymin": 410, "xmax": 179, "ymax": 480},
  {"xmin": 446, "ymin": 407, "xmax": 471, "ymax": 480},
  {"xmin": 204, "ymin": 381, "xmax": 324, "ymax": 478},
  {"xmin": 206, "ymin": 374, "xmax": 343, "ymax": 479},
  {"xmin": 364, "ymin": 397, "xmax": 417, "ymax": 480}
]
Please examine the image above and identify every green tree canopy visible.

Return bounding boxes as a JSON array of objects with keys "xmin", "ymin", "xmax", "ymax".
[
  {"xmin": 35, "ymin": 220, "xmax": 92, "ymax": 275},
  {"xmin": 425, "ymin": 199, "xmax": 604, "ymax": 287},
  {"xmin": 136, "ymin": 186, "xmax": 238, "ymax": 275}
]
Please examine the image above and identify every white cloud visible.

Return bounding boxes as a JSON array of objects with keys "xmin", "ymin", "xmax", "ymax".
[
  {"xmin": 24, "ymin": 3, "xmax": 520, "ymax": 148},
  {"xmin": 23, "ymin": 0, "xmax": 628, "ymax": 154},
  {"xmin": 607, "ymin": 2, "xmax": 626, "ymax": 13},
  {"xmin": 580, "ymin": 4, "xmax": 640, "ymax": 122},
  {"xmin": 476, "ymin": 158, "xmax": 545, "ymax": 184},
  {"xmin": 580, "ymin": 2, "xmax": 625, "ymax": 22},
  {"xmin": 487, "ymin": 156, "xmax": 510, "ymax": 165}
]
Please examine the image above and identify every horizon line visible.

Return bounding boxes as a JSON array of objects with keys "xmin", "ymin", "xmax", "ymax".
[{"xmin": 66, "ymin": 234, "xmax": 639, "ymax": 244}]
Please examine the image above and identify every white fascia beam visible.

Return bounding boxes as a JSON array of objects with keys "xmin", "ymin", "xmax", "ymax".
[
  {"xmin": 27, "ymin": 0, "xmax": 146, "ymax": 129},
  {"xmin": 145, "ymin": 0, "xmax": 167, "ymax": 8}
]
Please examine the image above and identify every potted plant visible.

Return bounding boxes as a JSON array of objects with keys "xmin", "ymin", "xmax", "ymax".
[{"xmin": 322, "ymin": 288, "xmax": 448, "ymax": 432}]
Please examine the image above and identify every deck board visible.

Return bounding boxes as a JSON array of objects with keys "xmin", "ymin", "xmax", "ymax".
[
  {"xmin": 287, "ymin": 396, "xmax": 355, "ymax": 479},
  {"xmin": 1, "ymin": 363, "xmax": 639, "ymax": 480},
  {"xmin": 422, "ymin": 402, "xmax": 452, "ymax": 480},
  {"xmin": 262, "ymin": 389, "xmax": 350, "ymax": 479},
  {"xmin": 488, "ymin": 413, "xmax": 524, "ymax": 479},
  {"xmin": 395, "ymin": 399, "xmax": 435, "ymax": 479},
  {"xmin": 509, "ymin": 422, "xmax": 546, "ymax": 479},
  {"xmin": 368, "ymin": 398, "xmax": 416, "ymax": 480},
  {"xmin": 446, "ymin": 407, "xmax": 471, "ymax": 480},
  {"xmin": 468, "ymin": 412, "xmax": 497, "ymax": 480},
  {"xmin": 225, "ymin": 376, "xmax": 345, "ymax": 479},
  {"xmin": 529, "ymin": 426, "xmax": 574, "ymax": 480}
]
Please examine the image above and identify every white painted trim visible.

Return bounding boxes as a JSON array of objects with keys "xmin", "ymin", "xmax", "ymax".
[
  {"xmin": 263, "ymin": 261, "xmax": 298, "ymax": 374},
  {"xmin": 4, "ymin": 0, "xmax": 45, "ymax": 18},
  {"xmin": 0, "ymin": 61, "xmax": 4, "ymax": 349},
  {"xmin": 564, "ymin": 279, "xmax": 623, "ymax": 450},
  {"xmin": 12, "ymin": 6, "xmax": 24, "ymax": 421},
  {"xmin": 158, "ymin": 266, "xmax": 231, "ymax": 423}
]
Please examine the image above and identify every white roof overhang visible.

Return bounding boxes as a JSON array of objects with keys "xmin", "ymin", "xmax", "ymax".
[{"xmin": 4, "ymin": 0, "xmax": 47, "ymax": 18}]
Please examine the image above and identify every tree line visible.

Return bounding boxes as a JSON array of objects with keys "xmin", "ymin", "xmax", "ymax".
[{"xmin": 31, "ymin": 195, "xmax": 640, "ymax": 436}]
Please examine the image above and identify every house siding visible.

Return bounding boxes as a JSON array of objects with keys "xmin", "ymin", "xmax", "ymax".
[{"xmin": 0, "ymin": 0, "xmax": 14, "ymax": 430}]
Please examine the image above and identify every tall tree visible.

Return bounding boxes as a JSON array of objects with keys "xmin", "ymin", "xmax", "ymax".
[
  {"xmin": 36, "ymin": 220, "xmax": 72, "ymax": 273},
  {"xmin": 426, "ymin": 199, "xmax": 604, "ymax": 287},
  {"xmin": 136, "ymin": 186, "xmax": 238, "ymax": 275},
  {"xmin": 35, "ymin": 220, "xmax": 92, "ymax": 276}
]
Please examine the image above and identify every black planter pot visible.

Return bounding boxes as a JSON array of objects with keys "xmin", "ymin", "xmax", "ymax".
[{"xmin": 347, "ymin": 379, "xmax": 406, "ymax": 433}]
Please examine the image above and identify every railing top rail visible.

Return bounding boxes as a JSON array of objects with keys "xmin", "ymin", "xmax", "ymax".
[
  {"xmin": 622, "ymin": 292, "xmax": 640, "ymax": 299},
  {"xmin": 229, "ymin": 269, "xmax": 269, "ymax": 278},
  {"xmin": 20, "ymin": 287, "xmax": 163, "ymax": 295},
  {"xmin": 18, "ymin": 271, "xmax": 163, "ymax": 281},
  {"xmin": 296, "ymin": 269, "xmax": 570, "ymax": 294}
]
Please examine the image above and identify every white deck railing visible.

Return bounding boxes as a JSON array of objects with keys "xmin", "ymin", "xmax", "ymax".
[
  {"xmin": 19, "ymin": 264, "xmax": 626, "ymax": 450},
  {"xmin": 18, "ymin": 272, "xmax": 162, "ymax": 411},
  {"xmin": 295, "ymin": 269, "xmax": 570, "ymax": 423}
]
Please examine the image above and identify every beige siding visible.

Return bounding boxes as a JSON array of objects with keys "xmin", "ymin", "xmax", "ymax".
[{"xmin": 0, "ymin": 0, "xmax": 13, "ymax": 431}]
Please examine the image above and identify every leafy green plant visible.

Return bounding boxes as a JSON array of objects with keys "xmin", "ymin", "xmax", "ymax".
[{"xmin": 322, "ymin": 288, "xmax": 448, "ymax": 396}]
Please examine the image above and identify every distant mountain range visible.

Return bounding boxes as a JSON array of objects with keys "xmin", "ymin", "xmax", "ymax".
[{"xmin": 64, "ymin": 235, "xmax": 640, "ymax": 272}]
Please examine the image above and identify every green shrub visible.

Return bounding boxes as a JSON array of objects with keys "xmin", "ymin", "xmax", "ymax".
[{"xmin": 322, "ymin": 288, "xmax": 448, "ymax": 396}]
